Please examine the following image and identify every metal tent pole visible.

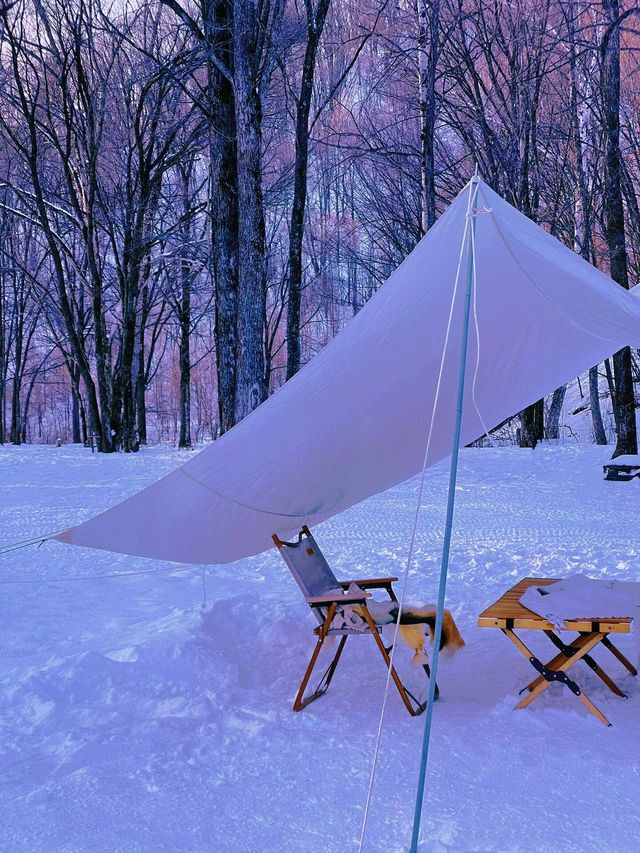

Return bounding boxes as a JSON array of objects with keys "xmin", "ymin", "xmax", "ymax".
[{"xmin": 409, "ymin": 175, "xmax": 479, "ymax": 853}]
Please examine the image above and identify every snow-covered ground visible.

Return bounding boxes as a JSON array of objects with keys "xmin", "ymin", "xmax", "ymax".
[{"xmin": 1, "ymin": 442, "xmax": 639, "ymax": 852}]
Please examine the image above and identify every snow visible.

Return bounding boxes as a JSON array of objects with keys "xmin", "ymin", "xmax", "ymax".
[
  {"xmin": 520, "ymin": 575, "xmax": 640, "ymax": 663},
  {"xmin": 605, "ymin": 455, "xmax": 640, "ymax": 467},
  {"xmin": 1, "ymin": 442, "xmax": 639, "ymax": 852}
]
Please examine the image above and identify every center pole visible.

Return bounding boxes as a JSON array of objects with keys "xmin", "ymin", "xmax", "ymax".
[{"xmin": 409, "ymin": 175, "xmax": 479, "ymax": 853}]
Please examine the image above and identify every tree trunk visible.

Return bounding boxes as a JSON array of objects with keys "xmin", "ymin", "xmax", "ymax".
[
  {"xmin": 0, "ymin": 260, "xmax": 4, "ymax": 445},
  {"xmin": 589, "ymin": 366, "xmax": 607, "ymax": 444},
  {"xmin": 178, "ymin": 296, "xmax": 192, "ymax": 449},
  {"xmin": 70, "ymin": 363, "xmax": 82, "ymax": 444},
  {"xmin": 135, "ymin": 280, "xmax": 149, "ymax": 446},
  {"xmin": 10, "ymin": 370, "xmax": 21, "ymax": 444},
  {"xmin": 519, "ymin": 399, "xmax": 544, "ymax": 448},
  {"xmin": 10, "ymin": 295, "xmax": 22, "ymax": 444},
  {"xmin": 568, "ymin": 0, "xmax": 607, "ymax": 445},
  {"xmin": 20, "ymin": 357, "xmax": 42, "ymax": 444},
  {"xmin": 602, "ymin": 0, "xmax": 636, "ymax": 458},
  {"xmin": 286, "ymin": 0, "xmax": 331, "ymax": 380},
  {"xmin": 71, "ymin": 391, "xmax": 81, "ymax": 444},
  {"xmin": 111, "ymin": 306, "xmax": 138, "ymax": 453},
  {"xmin": 79, "ymin": 383, "xmax": 88, "ymax": 445},
  {"xmin": 417, "ymin": 0, "xmax": 439, "ymax": 233},
  {"xmin": 178, "ymin": 162, "xmax": 193, "ymax": 449},
  {"xmin": 233, "ymin": 0, "xmax": 267, "ymax": 422},
  {"xmin": 207, "ymin": 0, "xmax": 239, "ymax": 436},
  {"xmin": 112, "ymin": 212, "xmax": 146, "ymax": 453},
  {"xmin": 135, "ymin": 340, "xmax": 147, "ymax": 446},
  {"xmin": 546, "ymin": 386, "xmax": 566, "ymax": 440}
]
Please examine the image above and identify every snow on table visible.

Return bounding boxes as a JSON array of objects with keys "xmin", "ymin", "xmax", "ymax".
[
  {"xmin": 0, "ymin": 443, "xmax": 639, "ymax": 852},
  {"xmin": 521, "ymin": 574, "xmax": 640, "ymax": 664}
]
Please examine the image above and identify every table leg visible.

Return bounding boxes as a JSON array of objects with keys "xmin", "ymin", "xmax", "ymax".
[
  {"xmin": 522, "ymin": 630, "xmax": 628, "ymax": 698},
  {"xmin": 601, "ymin": 636, "xmax": 638, "ymax": 676},
  {"xmin": 502, "ymin": 629, "xmax": 611, "ymax": 726}
]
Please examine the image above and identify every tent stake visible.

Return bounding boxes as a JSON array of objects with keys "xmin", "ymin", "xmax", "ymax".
[{"xmin": 410, "ymin": 176, "xmax": 479, "ymax": 853}]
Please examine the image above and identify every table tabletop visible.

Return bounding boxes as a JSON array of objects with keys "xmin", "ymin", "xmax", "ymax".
[{"xmin": 478, "ymin": 576, "xmax": 632, "ymax": 634}]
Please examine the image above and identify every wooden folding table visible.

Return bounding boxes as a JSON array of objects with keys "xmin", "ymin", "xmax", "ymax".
[{"xmin": 478, "ymin": 576, "xmax": 637, "ymax": 726}]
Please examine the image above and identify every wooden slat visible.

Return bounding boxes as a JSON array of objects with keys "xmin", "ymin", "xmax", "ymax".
[
  {"xmin": 305, "ymin": 591, "xmax": 371, "ymax": 604},
  {"xmin": 478, "ymin": 577, "xmax": 632, "ymax": 633}
]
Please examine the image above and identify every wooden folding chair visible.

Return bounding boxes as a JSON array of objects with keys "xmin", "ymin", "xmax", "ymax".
[{"xmin": 272, "ymin": 525, "xmax": 439, "ymax": 716}]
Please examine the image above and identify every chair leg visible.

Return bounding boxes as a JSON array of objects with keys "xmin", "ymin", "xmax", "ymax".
[
  {"xmin": 293, "ymin": 635, "xmax": 347, "ymax": 712},
  {"xmin": 360, "ymin": 608, "xmax": 428, "ymax": 716},
  {"xmin": 422, "ymin": 661, "xmax": 440, "ymax": 700},
  {"xmin": 387, "ymin": 649, "xmax": 439, "ymax": 703},
  {"xmin": 293, "ymin": 601, "xmax": 440, "ymax": 716}
]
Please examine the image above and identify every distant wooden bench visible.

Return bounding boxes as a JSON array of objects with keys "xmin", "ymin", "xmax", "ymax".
[
  {"xmin": 603, "ymin": 455, "xmax": 640, "ymax": 481},
  {"xmin": 479, "ymin": 577, "xmax": 637, "ymax": 726}
]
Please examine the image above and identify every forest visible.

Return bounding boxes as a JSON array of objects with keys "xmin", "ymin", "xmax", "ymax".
[{"xmin": 0, "ymin": 0, "xmax": 639, "ymax": 453}]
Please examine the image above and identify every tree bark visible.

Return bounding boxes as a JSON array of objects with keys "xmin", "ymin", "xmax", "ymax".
[
  {"xmin": 520, "ymin": 398, "xmax": 544, "ymax": 448},
  {"xmin": 417, "ymin": 0, "xmax": 440, "ymax": 234},
  {"xmin": 178, "ymin": 161, "xmax": 193, "ymax": 449},
  {"xmin": 70, "ymin": 363, "xmax": 82, "ymax": 444},
  {"xmin": 589, "ymin": 366, "xmax": 607, "ymax": 444},
  {"xmin": 0, "ymin": 223, "xmax": 5, "ymax": 445},
  {"xmin": 546, "ymin": 386, "xmax": 566, "ymax": 440},
  {"xmin": 566, "ymin": 0, "xmax": 607, "ymax": 445},
  {"xmin": 135, "ymin": 272, "xmax": 152, "ymax": 447},
  {"xmin": 206, "ymin": 0, "xmax": 239, "ymax": 435},
  {"xmin": 135, "ymin": 338, "xmax": 147, "ymax": 446},
  {"xmin": 602, "ymin": 0, "xmax": 636, "ymax": 458},
  {"xmin": 286, "ymin": 0, "xmax": 331, "ymax": 380},
  {"xmin": 9, "ymin": 281, "xmax": 23, "ymax": 444},
  {"xmin": 233, "ymin": 0, "xmax": 267, "ymax": 421}
]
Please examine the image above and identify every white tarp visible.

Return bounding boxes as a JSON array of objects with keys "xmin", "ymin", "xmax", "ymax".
[{"xmin": 55, "ymin": 179, "xmax": 640, "ymax": 564}]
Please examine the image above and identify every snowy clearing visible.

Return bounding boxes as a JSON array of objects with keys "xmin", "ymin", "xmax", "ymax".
[{"xmin": 1, "ymin": 443, "xmax": 639, "ymax": 852}]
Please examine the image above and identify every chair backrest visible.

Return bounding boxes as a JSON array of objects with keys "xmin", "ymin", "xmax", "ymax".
[{"xmin": 273, "ymin": 527, "xmax": 340, "ymax": 604}]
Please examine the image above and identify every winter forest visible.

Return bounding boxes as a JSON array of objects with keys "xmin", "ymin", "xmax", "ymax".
[{"xmin": 0, "ymin": 0, "xmax": 639, "ymax": 453}]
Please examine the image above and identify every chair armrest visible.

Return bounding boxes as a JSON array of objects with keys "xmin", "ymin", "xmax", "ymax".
[
  {"xmin": 304, "ymin": 591, "xmax": 371, "ymax": 605},
  {"xmin": 338, "ymin": 577, "xmax": 398, "ymax": 589}
]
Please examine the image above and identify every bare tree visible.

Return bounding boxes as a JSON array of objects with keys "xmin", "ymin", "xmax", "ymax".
[
  {"xmin": 285, "ymin": 0, "xmax": 331, "ymax": 380},
  {"xmin": 565, "ymin": 0, "xmax": 608, "ymax": 444},
  {"xmin": 601, "ymin": 0, "xmax": 636, "ymax": 457},
  {"xmin": 417, "ymin": 0, "xmax": 440, "ymax": 233}
]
